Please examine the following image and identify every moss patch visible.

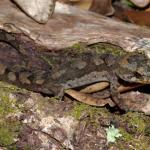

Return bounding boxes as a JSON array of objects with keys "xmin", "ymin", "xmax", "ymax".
[
  {"xmin": 109, "ymin": 112, "xmax": 150, "ymax": 149},
  {"xmin": 70, "ymin": 102, "xmax": 110, "ymax": 120},
  {"xmin": 70, "ymin": 102, "xmax": 89, "ymax": 119},
  {"xmin": 0, "ymin": 82, "xmax": 22, "ymax": 147},
  {"xmin": 66, "ymin": 42, "xmax": 125, "ymax": 56},
  {"xmin": 117, "ymin": 128, "xmax": 150, "ymax": 150},
  {"xmin": 70, "ymin": 101, "xmax": 150, "ymax": 149},
  {"xmin": 88, "ymin": 43, "xmax": 126, "ymax": 56},
  {"xmin": 114, "ymin": 112, "xmax": 147, "ymax": 134},
  {"xmin": 70, "ymin": 43, "xmax": 87, "ymax": 53},
  {"xmin": 0, "ymin": 121, "xmax": 20, "ymax": 147}
]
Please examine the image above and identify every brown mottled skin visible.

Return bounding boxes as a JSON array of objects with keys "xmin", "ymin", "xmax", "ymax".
[{"xmin": 0, "ymin": 29, "xmax": 149, "ymax": 107}]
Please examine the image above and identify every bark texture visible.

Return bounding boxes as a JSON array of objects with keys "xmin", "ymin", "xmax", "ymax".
[{"xmin": 0, "ymin": 0, "xmax": 150, "ymax": 56}]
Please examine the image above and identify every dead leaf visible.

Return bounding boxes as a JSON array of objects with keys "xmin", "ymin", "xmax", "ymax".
[
  {"xmin": 65, "ymin": 89, "xmax": 115, "ymax": 107},
  {"xmin": 125, "ymin": 10, "xmax": 150, "ymax": 26},
  {"xmin": 80, "ymin": 81, "xmax": 142, "ymax": 94},
  {"xmin": 58, "ymin": 0, "xmax": 93, "ymax": 10},
  {"xmin": 89, "ymin": 0, "xmax": 114, "ymax": 16},
  {"xmin": 72, "ymin": 0, "xmax": 92, "ymax": 10},
  {"xmin": 80, "ymin": 82, "xmax": 109, "ymax": 93},
  {"xmin": 118, "ymin": 83, "xmax": 142, "ymax": 93}
]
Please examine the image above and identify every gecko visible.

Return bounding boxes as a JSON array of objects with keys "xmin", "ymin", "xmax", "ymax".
[{"xmin": 0, "ymin": 29, "xmax": 149, "ymax": 108}]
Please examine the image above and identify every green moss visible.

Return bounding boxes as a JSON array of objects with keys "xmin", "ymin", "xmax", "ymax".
[
  {"xmin": 88, "ymin": 43, "xmax": 125, "ymax": 56},
  {"xmin": 119, "ymin": 128, "xmax": 134, "ymax": 142},
  {"xmin": 71, "ymin": 103, "xmax": 89, "ymax": 119},
  {"xmin": 0, "ymin": 82, "xmax": 22, "ymax": 147},
  {"xmin": 68, "ymin": 42, "xmax": 125, "ymax": 56},
  {"xmin": 123, "ymin": 112, "xmax": 146, "ymax": 133},
  {"xmin": 70, "ymin": 102, "xmax": 110, "ymax": 121},
  {"xmin": 144, "ymin": 124, "xmax": 150, "ymax": 136},
  {"xmin": 0, "ymin": 126, "xmax": 14, "ymax": 146},
  {"xmin": 41, "ymin": 55, "xmax": 56, "ymax": 67},
  {"xmin": 70, "ymin": 43, "xmax": 87, "ymax": 53},
  {"xmin": 118, "ymin": 128, "xmax": 150, "ymax": 150},
  {"xmin": 0, "ymin": 122, "xmax": 20, "ymax": 146},
  {"xmin": 0, "ymin": 81, "xmax": 24, "ymax": 93},
  {"xmin": 0, "ymin": 93, "xmax": 18, "ymax": 118},
  {"xmin": 112, "ymin": 112, "xmax": 150, "ymax": 150},
  {"xmin": 70, "ymin": 103, "xmax": 150, "ymax": 149}
]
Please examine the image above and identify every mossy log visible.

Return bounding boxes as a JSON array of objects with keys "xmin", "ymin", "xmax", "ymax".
[
  {"xmin": 0, "ymin": 0, "xmax": 150, "ymax": 96},
  {"xmin": 0, "ymin": 1, "xmax": 150, "ymax": 149},
  {"xmin": 0, "ymin": 0, "xmax": 150, "ymax": 54}
]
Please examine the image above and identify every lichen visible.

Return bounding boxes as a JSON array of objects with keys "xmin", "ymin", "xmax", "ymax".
[{"xmin": 106, "ymin": 125, "xmax": 122, "ymax": 144}]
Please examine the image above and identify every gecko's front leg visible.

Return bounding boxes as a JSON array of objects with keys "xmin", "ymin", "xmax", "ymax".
[{"xmin": 102, "ymin": 54, "xmax": 124, "ymax": 109}]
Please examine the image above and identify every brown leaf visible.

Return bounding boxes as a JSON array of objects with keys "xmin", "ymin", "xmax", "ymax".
[
  {"xmin": 80, "ymin": 82, "xmax": 109, "ymax": 93},
  {"xmin": 89, "ymin": 0, "xmax": 114, "ymax": 16},
  {"xmin": 125, "ymin": 10, "xmax": 150, "ymax": 26},
  {"xmin": 65, "ymin": 89, "xmax": 115, "ymax": 107},
  {"xmin": 58, "ymin": 0, "xmax": 93, "ymax": 10},
  {"xmin": 72, "ymin": 0, "xmax": 92, "ymax": 10},
  {"xmin": 80, "ymin": 81, "xmax": 142, "ymax": 94},
  {"xmin": 65, "ymin": 86, "xmax": 150, "ymax": 115}
]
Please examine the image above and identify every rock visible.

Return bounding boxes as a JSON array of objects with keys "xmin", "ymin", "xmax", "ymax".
[{"xmin": 12, "ymin": 0, "xmax": 55, "ymax": 23}]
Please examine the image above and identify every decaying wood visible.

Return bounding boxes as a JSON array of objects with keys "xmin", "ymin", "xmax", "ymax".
[
  {"xmin": 0, "ymin": 2, "xmax": 150, "ymax": 149},
  {"xmin": 0, "ymin": 0, "xmax": 150, "ymax": 113},
  {"xmin": 0, "ymin": 0, "xmax": 150, "ymax": 56}
]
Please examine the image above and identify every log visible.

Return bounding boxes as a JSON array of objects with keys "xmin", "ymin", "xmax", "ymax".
[
  {"xmin": 0, "ymin": 2, "xmax": 150, "ymax": 149},
  {"xmin": 0, "ymin": 0, "xmax": 150, "ymax": 98},
  {"xmin": 0, "ymin": 0, "xmax": 150, "ymax": 55}
]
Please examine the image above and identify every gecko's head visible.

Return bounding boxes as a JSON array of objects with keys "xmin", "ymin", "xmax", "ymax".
[{"xmin": 116, "ymin": 53, "xmax": 150, "ymax": 84}]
